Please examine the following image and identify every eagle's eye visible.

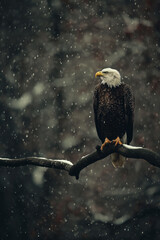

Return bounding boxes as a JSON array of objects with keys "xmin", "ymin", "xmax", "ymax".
[{"xmin": 102, "ymin": 71, "xmax": 108, "ymax": 74}]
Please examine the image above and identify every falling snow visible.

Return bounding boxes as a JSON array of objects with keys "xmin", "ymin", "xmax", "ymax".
[{"xmin": 0, "ymin": 0, "xmax": 160, "ymax": 239}]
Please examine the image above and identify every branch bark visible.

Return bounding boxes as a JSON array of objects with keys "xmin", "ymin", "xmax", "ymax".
[
  {"xmin": 0, "ymin": 157, "xmax": 73, "ymax": 172},
  {"xmin": 0, "ymin": 143, "xmax": 160, "ymax": 180}
]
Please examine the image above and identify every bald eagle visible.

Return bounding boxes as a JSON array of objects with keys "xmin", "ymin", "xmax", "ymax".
[{"xmin": 93, "ymin": 68, "xmax": 135, "ymax": 168}]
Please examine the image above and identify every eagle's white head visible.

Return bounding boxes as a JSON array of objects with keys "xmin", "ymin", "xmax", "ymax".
[{"xmin": 95, "ymin": 68, "xmax": 121, "ymax": 88}]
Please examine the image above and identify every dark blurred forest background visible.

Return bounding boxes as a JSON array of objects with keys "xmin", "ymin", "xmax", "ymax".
[{"xmin": 0, "ymin": 0, "xmax": 160, "ymax": 239}]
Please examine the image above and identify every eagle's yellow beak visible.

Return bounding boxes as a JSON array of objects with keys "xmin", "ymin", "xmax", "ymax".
[{"xmin": 95, "ymin": 71, "xmax": 104, "ymax": 78}]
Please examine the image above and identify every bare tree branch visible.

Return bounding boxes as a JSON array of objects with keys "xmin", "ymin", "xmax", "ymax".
[
  {"xmin": 69, "ymin": 143, "xmax": 160, "ymax": 179},
  {"xmin": 0, "ymin": 157, "xmax": 73, "ymax": 172},
  {"xmin": 0, "ymin": 143, "xmax": 160, "ymax": 180}
]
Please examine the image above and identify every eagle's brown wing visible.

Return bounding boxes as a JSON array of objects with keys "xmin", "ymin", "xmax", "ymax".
[
  {"xmin": 93, "ymin": 85, "xmax": 103, "ymax": 142},
  {"xmin": 124, "ymin": 84, "xmax": 135, "ymax": 144}
]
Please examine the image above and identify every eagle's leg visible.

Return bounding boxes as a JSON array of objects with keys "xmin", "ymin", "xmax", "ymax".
[
  {"xmin": 112, "ymin": 136, "xmax": 122, "ymax": 146},
  {"xmin": 101, "ymin": 138, "xmax": 111, "ymax": 151}
]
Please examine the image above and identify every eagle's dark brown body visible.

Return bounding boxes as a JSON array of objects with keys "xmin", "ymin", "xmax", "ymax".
[{"xmin": 93, "ymin": 83, "xmax": 134, "ymax": 144}]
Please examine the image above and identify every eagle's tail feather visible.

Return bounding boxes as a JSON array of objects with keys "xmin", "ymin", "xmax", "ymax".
[
  {"xmin": 111, "ymin": 133, "xmax": 127, "ymax": 168},
  {"xmin": 111, "ymin": 153, "xmax": 125, "ymax": 168}
]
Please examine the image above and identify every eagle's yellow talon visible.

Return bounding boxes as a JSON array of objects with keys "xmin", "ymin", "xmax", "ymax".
[
  {"xmin": 101, "ymin": 138, "xmax": 111, "ymax": 151},
  {"xmin": 112, "ymin": 137, "xmax": 122, "ymax": 146}
]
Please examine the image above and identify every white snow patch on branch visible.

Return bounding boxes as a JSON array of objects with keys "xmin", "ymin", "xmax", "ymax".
[
  {"xmin": 55, "ymin": 160, "xmax": 73, "ymax": 166},
  {"xmin": 123, "ymin": 144, "xmax": 143, "ymax": 150}
]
